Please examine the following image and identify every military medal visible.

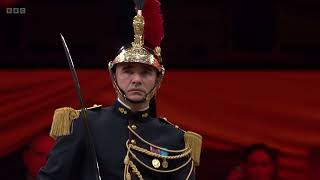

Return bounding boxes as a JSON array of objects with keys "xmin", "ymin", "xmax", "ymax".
[
  {"xmin": 150, "ymin": 147, "xmax": 162, "ymax": 168},
  {"xmin": 152, "ymin": 158, "xmax": 161, "ymax": 168},
  {"xmin": 150, "ymin": 146, "xmax": 160, "ymax": 154},
  {"xmin": 162, "ymin": 159, "xmax": 168, "ymax": 168},
  {"xmin": 160, "ymin": 149, "xmax": 169, "ymax": 168}
]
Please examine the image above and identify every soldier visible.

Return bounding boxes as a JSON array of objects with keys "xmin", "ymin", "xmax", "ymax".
[{"xmin": 38, "ymin": 0, "xmax": 202, "ymax": 179}]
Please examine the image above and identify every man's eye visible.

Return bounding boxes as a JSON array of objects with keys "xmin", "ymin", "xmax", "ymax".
[
  {"xmin": 124, "ymin": 70, "xmax": 133, "ymax": 74},
  {"xmin": 142, "ymin": 71, "xmax": 152, "ymax": 75}
]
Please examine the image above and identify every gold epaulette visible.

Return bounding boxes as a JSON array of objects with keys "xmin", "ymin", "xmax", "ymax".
[
  {"xmin": 159, "ymin": 117, "xmax": 202, "ymax": 166},
  {"xmin": 49, "ymin": 104, "xmax": 102, "ymax": 139},
  {"xmin": 184, "ymin": 131, "xmax": 202, "ymax": 166}
]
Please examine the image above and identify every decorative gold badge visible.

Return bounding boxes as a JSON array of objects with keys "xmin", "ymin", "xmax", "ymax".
[
  {"xmin": 118, "ymin": 107, "xmax": 127, "ymax": 114},
  {"xmin": 152, "ymin": 158, "xmax": 161, "ymax": 168},
  {"xmin": 141, "ymin": 112, "xmax": 148, "ymax": 118}
]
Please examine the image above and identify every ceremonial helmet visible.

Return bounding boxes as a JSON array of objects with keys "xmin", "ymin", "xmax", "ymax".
[{"xmin": 108, "ymin": 0, "xmax": 165, "ymax": 103}]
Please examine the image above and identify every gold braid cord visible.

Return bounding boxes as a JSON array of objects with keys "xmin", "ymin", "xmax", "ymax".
[
  {"xmin": 130, "ymin": 144, "xmax": 191, "ymax": 160},
  {"xmin": 123, "ymin": 126, "xmax": 195, "ymax": 180},
  {"xmin": 128, "ymin": 126, "xmax": 189, "ymax": 153}
]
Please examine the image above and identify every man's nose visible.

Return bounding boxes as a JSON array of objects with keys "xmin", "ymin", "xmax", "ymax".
[{"xmin": 131, "ymin": 73, "xmax": 142, "ymax": 84}]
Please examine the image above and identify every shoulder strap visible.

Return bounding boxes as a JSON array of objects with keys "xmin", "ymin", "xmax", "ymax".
[{"xmin": 158, "ymin": 117, "xmax": 184, "ymax": 132}]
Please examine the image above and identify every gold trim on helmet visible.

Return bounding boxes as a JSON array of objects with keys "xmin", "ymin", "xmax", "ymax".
[{"xmin": 110, "ymin": 45, "xmax": 162, "ymax": 72}]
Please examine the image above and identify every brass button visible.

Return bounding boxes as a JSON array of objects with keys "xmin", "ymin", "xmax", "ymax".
[
  {"xmin": 130, "ymin": 139, "xmax": 136, "ymax": 144},
  {"xmin": 131, "ymin": 124, "xmax": 137, "ymax": 130}
]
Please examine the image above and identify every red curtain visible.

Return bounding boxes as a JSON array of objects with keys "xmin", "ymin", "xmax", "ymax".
[{"xmin": 1, "ymin": 69, "xmax": 320, "ymax": 179}]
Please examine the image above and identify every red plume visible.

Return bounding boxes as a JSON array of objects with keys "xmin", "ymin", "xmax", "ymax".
[{"xmin": 142, "ymin": 0, "xmax": 164, "ymax": 48}]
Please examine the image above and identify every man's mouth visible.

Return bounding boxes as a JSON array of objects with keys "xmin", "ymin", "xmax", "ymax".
[{"xmin": 128, "ymin": 89, "xmax": 145, "ymax": 93}]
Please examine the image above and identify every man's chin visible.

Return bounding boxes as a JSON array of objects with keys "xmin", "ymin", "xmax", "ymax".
[{"xmin": 126, "ymin": 95, "xmax": 145, "ymax": 103}]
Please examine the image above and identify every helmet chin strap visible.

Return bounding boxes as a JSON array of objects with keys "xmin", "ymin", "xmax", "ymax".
[
  {"xmin": 120, "ymin": 87, "xmax": 155, "ymax": 105},
  {"xmin": 119, "ymin": 88, "xmax": 149, "ymax": 104}
]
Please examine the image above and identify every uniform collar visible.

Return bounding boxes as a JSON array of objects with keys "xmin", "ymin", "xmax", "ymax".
[{"xmin": 113, "ymin": 100, "xmax": 150, "ymax": 120}]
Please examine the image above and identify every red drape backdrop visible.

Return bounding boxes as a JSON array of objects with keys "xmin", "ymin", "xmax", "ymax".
[{"xmin": 1, "ymin": 69, "xmax": 320, "ymax": 179}]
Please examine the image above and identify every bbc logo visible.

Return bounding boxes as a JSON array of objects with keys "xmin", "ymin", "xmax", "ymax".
[{"xmin": 6, "ymin": 8, "xmax": 26, "ymax": 14}]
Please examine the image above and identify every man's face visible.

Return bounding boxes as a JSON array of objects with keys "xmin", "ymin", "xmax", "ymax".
[
  {"xmin": 115, "ymin": 63, "xmax": 158, "ymax": 102},
  {"xmin": 244, "ymin": 150, "xmax": 275, "ymax": 180}
]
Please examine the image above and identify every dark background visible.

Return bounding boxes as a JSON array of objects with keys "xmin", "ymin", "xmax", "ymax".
[{"xmin": 1, "ymin": 0, "xmax": 320, "ymax": 69}]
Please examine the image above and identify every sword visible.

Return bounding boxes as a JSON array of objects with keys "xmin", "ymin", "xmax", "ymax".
[{"xmin": 60, "ymin": 34, "xmax": 101, "ymax": 180}]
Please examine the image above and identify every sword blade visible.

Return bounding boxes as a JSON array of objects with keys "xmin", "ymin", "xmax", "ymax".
[
  {"xmin": 60, "ymin": 34, "xmax": 85, "ymax": 108},
  {"xmin": 60, "ymin": 33, "xmax": 101, "ymax": 180}
]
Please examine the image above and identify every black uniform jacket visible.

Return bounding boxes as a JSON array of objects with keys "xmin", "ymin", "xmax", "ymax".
[{"xmin": 38, "ymin": 100, "xmax": 195, "ymax": 180}]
